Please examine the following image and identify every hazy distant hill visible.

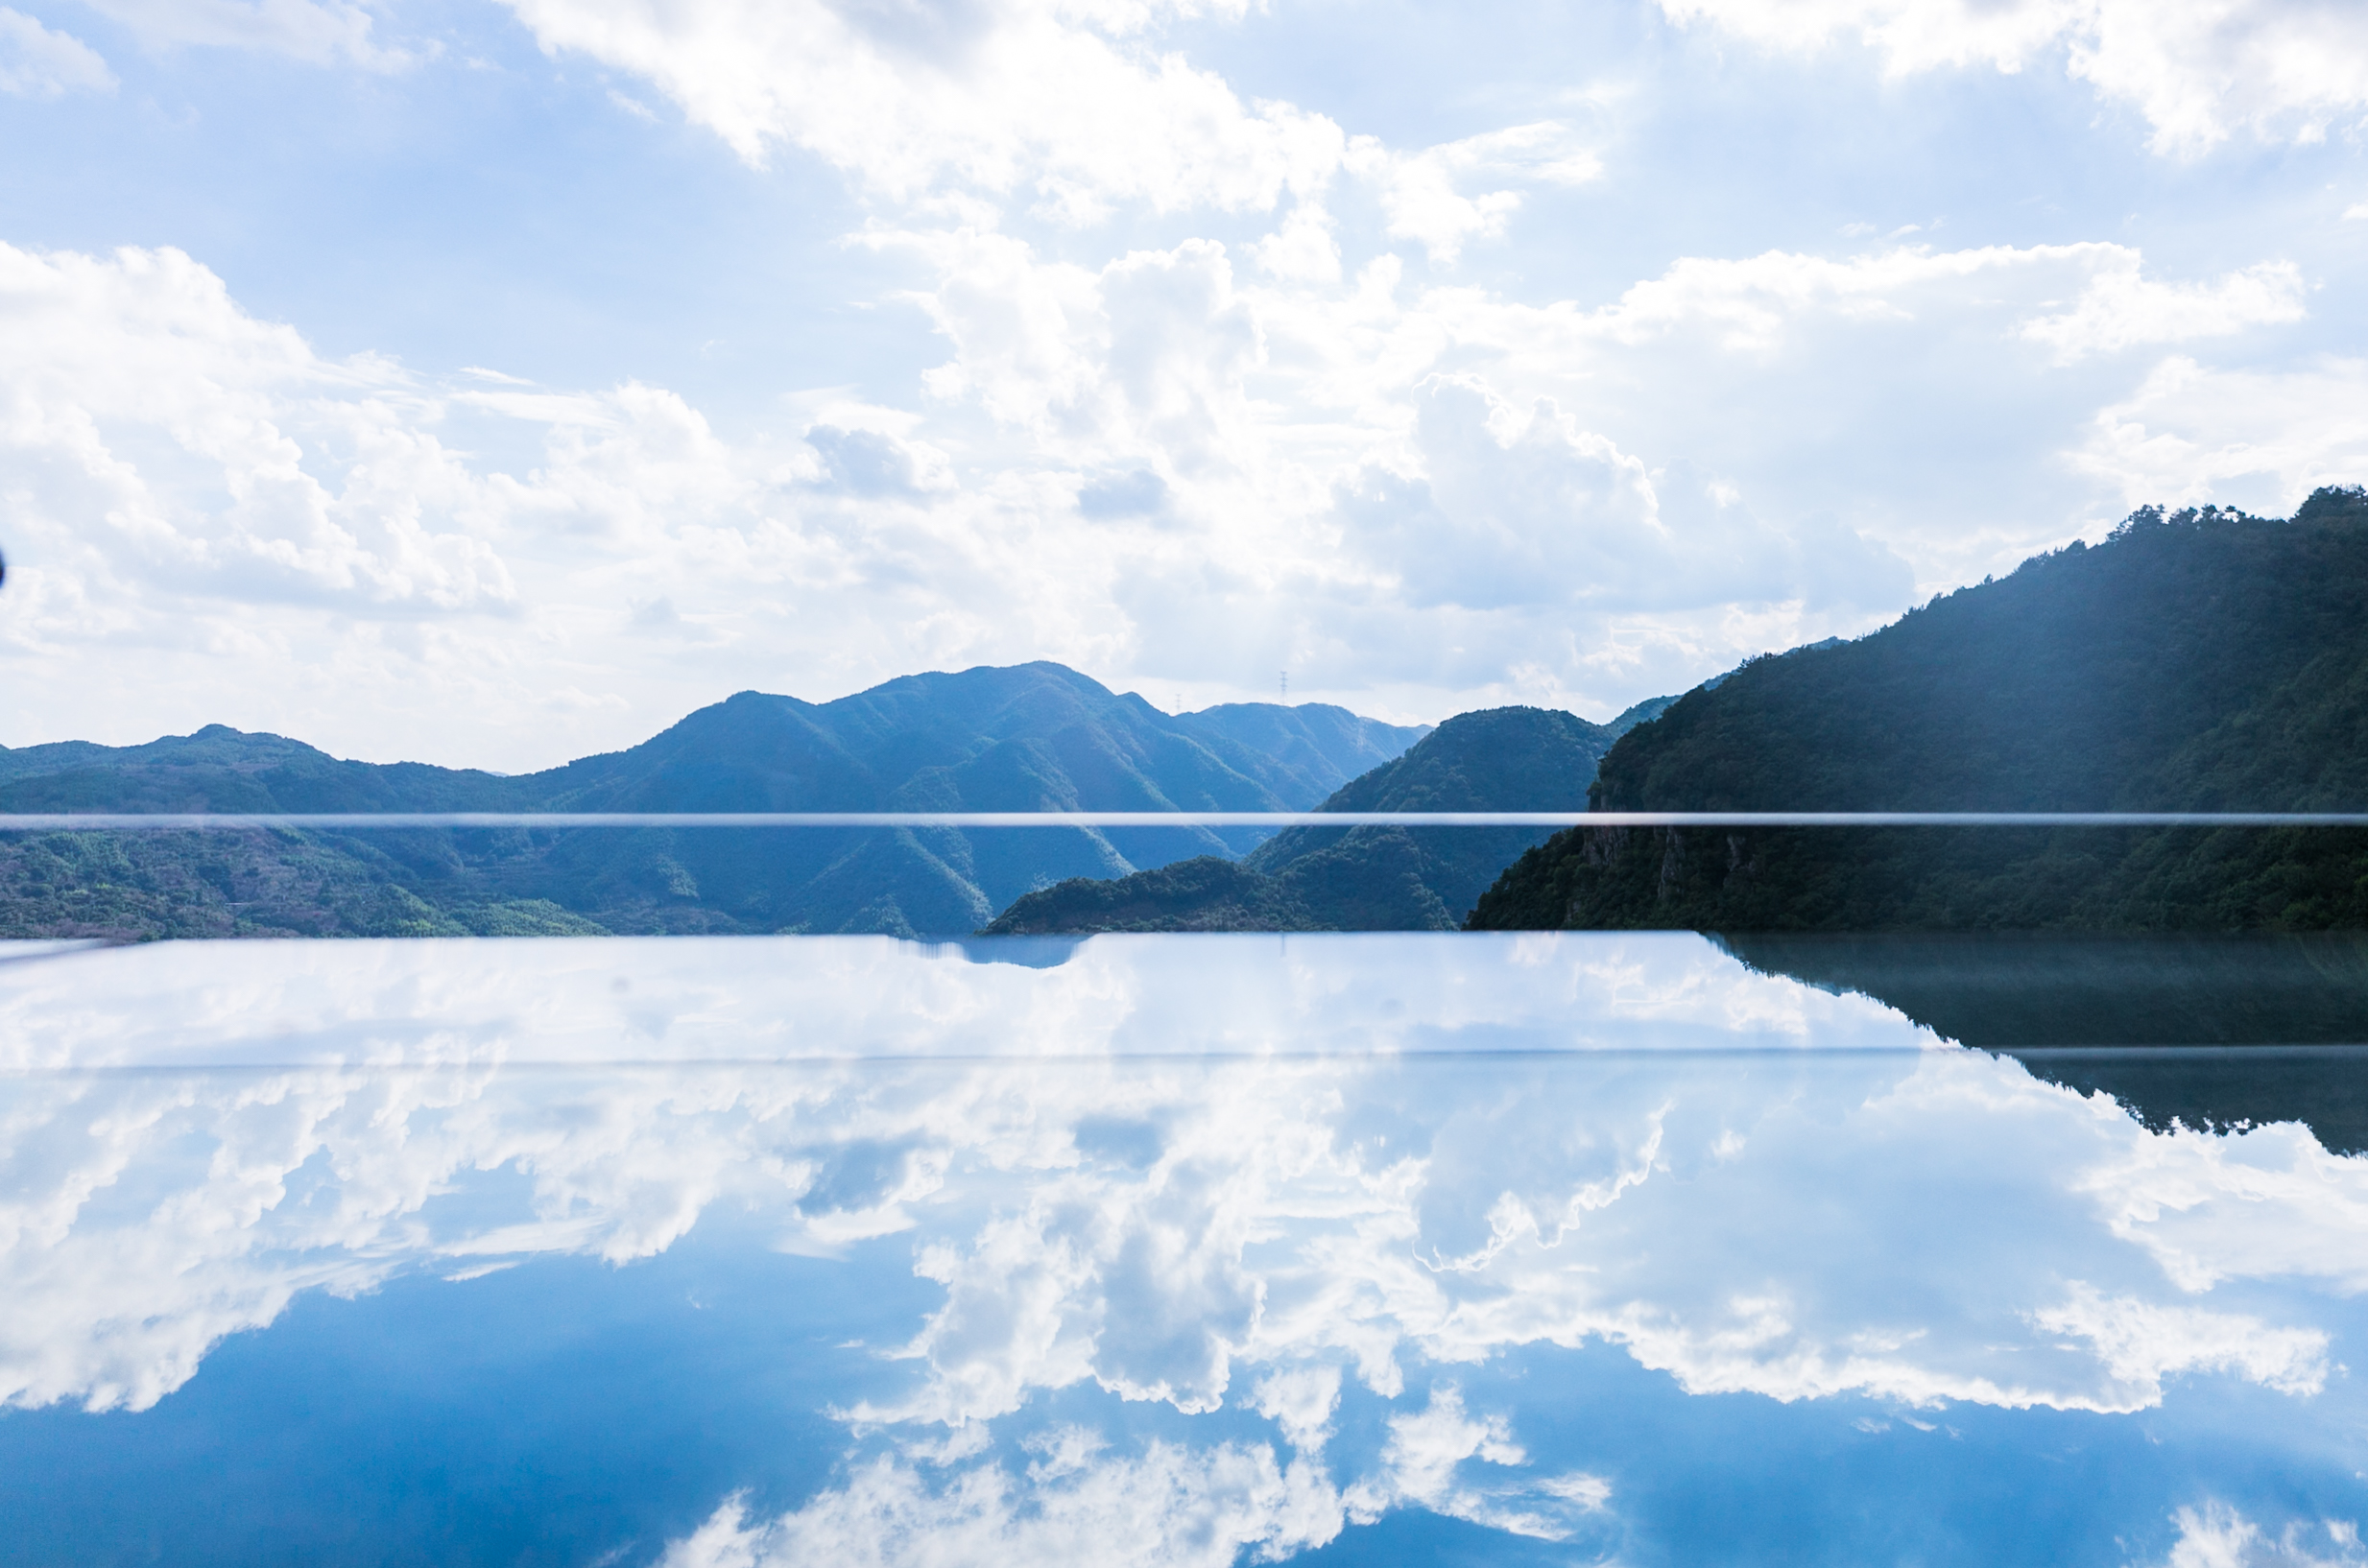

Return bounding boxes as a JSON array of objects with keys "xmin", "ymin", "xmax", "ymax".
[
  {"xmin": 981, "ymin": 705, "xmax": 1628, "ymax": 934},
  {"xmin": 1471, "ymin": 486, "xmax": 2368, "ymax": 934},
  {"xmin": 0, "ymin": 662, "xmax": 1426, "ymax": 939}
]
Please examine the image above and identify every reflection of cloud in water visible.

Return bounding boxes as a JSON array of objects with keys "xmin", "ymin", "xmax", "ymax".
[
  {"xmin": 0, "ymin": 934, "xmax": 2362, "ymax": 1557},
  {"xmin": 659, "ymin": 1435, "xmax": 1344, "ymax": 1568},
  {"xmin": 2146, "ymin": 1502, "xmax": 2368, "ymax": 1568},
  {"xmin": 0, "ymin": 932, "xmax": 1925, "ymax": 1070}
]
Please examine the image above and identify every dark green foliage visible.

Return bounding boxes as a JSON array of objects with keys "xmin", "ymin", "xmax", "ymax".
[
  {"xmin": 979, "ymin": 855, "xmax": 1322, "ymax": 934},
  {"xmin": 983, "ymin": 706, "xmax": 1621, "ymax": 934},
  {"xmin": 0, "ymin": 662, "xmax": 1426, "ymax": 940},
  {"xmin": 1718, "ymin": 931, "xmax": 2368, "ymax": 1152},
  {"xmin": 0, "ymin": 828, "xmax": 578, "ymax": 938},
  {"xmin": 1470, "ymin": 487, "xmax": 2368, "ymax": 933},
  {"xmin": 1605, "ymin": 694, "xmax": 1680, "ymax": 734}
]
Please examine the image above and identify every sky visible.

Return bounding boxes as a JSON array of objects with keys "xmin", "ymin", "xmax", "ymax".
[{"xmin": 0, "ymin": 0, "xmax": 2364, "ymax": 771}]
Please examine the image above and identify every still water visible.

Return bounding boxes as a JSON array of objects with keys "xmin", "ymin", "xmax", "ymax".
[{"xmin": 1, "ymin": 933, "xmax": 2364, "ymax": 1566}]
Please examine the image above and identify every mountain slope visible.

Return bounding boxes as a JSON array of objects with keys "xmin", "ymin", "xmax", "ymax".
[
  {"xmin": 0, "ymin": 663, "xmax": 1427, "ymax": 939},
  {"xmin": 1718, "ymin": 932, "xmax": 2368, "ymax": 1152},
  {"xmin": 1470, "ymin": 487, "xmax": 2368, "ymax": 933},
  {"xmin": 981, "ymin": 706, "xmax": 1620, "ymax": 934}
]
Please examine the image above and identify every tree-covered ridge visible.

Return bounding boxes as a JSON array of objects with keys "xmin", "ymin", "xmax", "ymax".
[
  {"xmin": 1470, "ymin": 486, "xmax": 2368, "ymax": 933},
  {"xmin": 1717, "ymin": 932, "xmax": 2368, "ymax": 1152},
  {"xmin": 982, "ymin": 706, "xmax": 1626, "ymax": 934},
  {"xmin": 0, "ymin": 662, "xmax": 1427, "ymax": 939}
]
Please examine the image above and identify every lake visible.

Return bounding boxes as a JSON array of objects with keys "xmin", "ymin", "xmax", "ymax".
[{"xmin": 2, "ymin": 932, "xmax": 2363, "ymax": 1566}]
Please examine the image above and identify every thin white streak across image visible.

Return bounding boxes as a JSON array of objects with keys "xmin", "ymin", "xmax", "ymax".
[{"xmin": 1, "ymin": 814, "xmax": 2365, "ymax": 830}]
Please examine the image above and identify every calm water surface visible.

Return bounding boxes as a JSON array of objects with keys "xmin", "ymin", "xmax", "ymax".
[{"xmin": 1, "ymin": 933, "xmax": 2363, "ymax": 1566}]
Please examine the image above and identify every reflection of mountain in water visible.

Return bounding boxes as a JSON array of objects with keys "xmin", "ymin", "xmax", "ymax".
[{"xmin": 1720, "ymin": 933, "xmax": 2368, "ymax": 1152}]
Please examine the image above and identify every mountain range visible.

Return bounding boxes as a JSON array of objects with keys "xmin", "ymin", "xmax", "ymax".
[
  {"xmin": 17, "ymin": 486, "xmax": 2367, "ymax": 943},
  {"xmin": 0, "ymin": 663, "xmax": 1426, "ymax": 939},
  {"xmin": 1470, "ymin": 485, "xmax": 2368, "ymax": 934},
  {"xmin": 983, "ymin": 704, "xmax": 1641, "ymax": 933}
]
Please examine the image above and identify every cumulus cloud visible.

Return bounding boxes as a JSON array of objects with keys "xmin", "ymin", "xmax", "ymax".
[
  {"xmin": 2028, "ymin": 1285, "xmax": 2328, "ymax": 1403},
  {"xmin": 8, "ymin": 933, "xmax": 2368, "ymax": 1555},
  {"xmin": 1659, "ymin": 0, "xmax": 2368, "ymax": 157},
  {"xmin": 1341, "ymin": 1385, "xmax": 1612, "ymax": 1541},
  {"xmin": 1348, "ymin": 121, "xmax": 1604, "ymax": 265},
  {"xmin": 0, "ymin": 8, "xmax": 112, "ymax": 96},
  {"xmin": 0, "ymin": 221, "xmax": 2325, "ymax": 766},
  {"xmin": 1550, "ymin": 242, "xmax": 2298, "ymax": 358},
  {"xmin": 1331, "ymin": 375, "xmax": 1912, "ymax": 616},
  {"xmin": 656, "ymin": 1437, "xmax": 1342, "ymax": 1568},
  {"xmin": 494, "ymin": 0, "xmax": 1340, "ymax": 214},
  {"xmin": 804, "ymin": 423, "xmax": 957, "ymax": 497},
  {"xmin": 2019, "ymin": 258, "xmax": 2307, "ymax": 364},
  {"xmin": 5, "ymin": 933, "xmax": 2361, "ymax": 1433},
  {"xmin": 2068, "ymin": 355, "xmax": 2368, "ymax": 513},
  {"xmin": 0, "ymin": 242, "xmax": 514, "ymax": 621},
  {"xmin": 2149, "ymin": 1501, "xmax": 2368, "ymax": 1568}
]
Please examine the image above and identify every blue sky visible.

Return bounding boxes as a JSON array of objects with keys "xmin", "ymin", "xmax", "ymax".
[{"xmin": 0, "ymin": 0, "xmax": 2364, "ymax": 769}]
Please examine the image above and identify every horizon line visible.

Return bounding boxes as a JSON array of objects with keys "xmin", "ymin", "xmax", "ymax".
[{"xmin": 1, "ymin": 811, "xmax": 2364, "ymax": 830}]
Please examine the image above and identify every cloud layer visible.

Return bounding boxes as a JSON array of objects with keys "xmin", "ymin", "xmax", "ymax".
[
  {"xmin": 0, "ymin": 0, "xmax": 2353, "ymax": 760},
  {"xmin": 1662, "ymin": 0, "xmax": 2368, "ymax": 156}
]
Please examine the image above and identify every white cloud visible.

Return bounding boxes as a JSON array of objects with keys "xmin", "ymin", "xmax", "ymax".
[
  {"xmin": 0, "ymin": 226, "xmax": 2327, "ymax": 765},
  {"xmin": 2150, "ymin": 1501, "xmax": 2368, "ymax": 1568},
  {"xmin": 1249, "ymin": 1363, "xmax": 1340, "ymax": 1456},
  {"xmin": 0, "ymin": 8, "xmax": 112, "ymax": 96},
  {"xmin": 2028, "ymin": 1284, "xmax": 2329, "ymax": 1403},
  {"xmin": 1554, "ymin": 242, "xmax": 2294, "ymax": 357},
  {"xmin": 4, "ymin": 933, "xmax": 2360, "ymax": 1434},
  {"xmin": 1248, "ymin": 200, "xmax": 1341, "ymax": 286},
  {"xmin": 0, "ymin": 243, "xmax": 515, "ymax": 623},
  {"xmin": 495, "ymin": 0, "xmax": 1341, "ymax": 215},
  {"xmin": 657, "ymin": 1439, "xmax": 1343, "ymax": 1568},
  {"xmin": 2068, "ymin": 354, "xmax": 2368, "ymax": 512},
  {"xmin": 2019, "ymin": 259, "xmax": 2307, "ymax": 364},
  {"xmin": 1330, "ymin": 375, "xmax": 1912, "ymax": 615},
  {"xmin": 10, "ymin": 932, "xmax": 2368, "ymax": 1555},
  {"xmin": 1346, "ymin": 121, "xmax": 1603, "ymax": 265},
  {"xmin": 491, "ymin": 0, "xmax": 1615, "ymax": 268},
  {"xmin": 79, "ymin": 0, "xmax": 417, "ymax": 69},
  {"xmin": 1340, "ymin": 1385, "xmax": 1610, "ymax": 1541},
  {"xmin": 1660, "ymin": 0, "xmax": 2368, "ymax": 158}
]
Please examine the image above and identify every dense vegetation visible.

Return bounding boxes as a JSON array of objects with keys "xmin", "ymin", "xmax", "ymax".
[
  {"xmin": 0, "ymin": 663, "xmax": 1426, "ymax": 939},
  {"xmin": 982, "ymin": 706, "xmax": 1626, "ymax": 933},
  {"xmin": 1471, "ymin": 486, "xmax": 2368, "ymax": 933}
]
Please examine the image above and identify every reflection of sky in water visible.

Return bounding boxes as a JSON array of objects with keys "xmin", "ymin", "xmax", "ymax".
[{"xmin": 1, "ymin": 935, "xmax": 2363, "ymax": 1566}]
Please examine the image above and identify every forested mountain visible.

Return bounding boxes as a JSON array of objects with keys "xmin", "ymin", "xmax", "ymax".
[
  {"xmin": 981, "ymin": 705, "xmax": 1629, "ymax": 933},
  {"xmin": 1719, "ymin": 932, "xmax": 2368, "ymax": 1152},
  {"xmin": 0, "ymin": 663, "xmax": 1427, "ymax": 939},
  {"xmin": 1471, "ymin": 485, "xmax": 2368, "ymax": 934}
]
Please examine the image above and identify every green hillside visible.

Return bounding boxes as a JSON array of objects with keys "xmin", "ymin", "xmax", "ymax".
[
  {"xmin": 0, "ymin": 663, "xmax": 1426, "ymax": 939},
  {"xmin": 1470, "ymin": 486, "xmax": 2368, "ymax": 934},
  {"xmin": 981, "ymin": 705, "xmax": 1625, "ymax": 933}
]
